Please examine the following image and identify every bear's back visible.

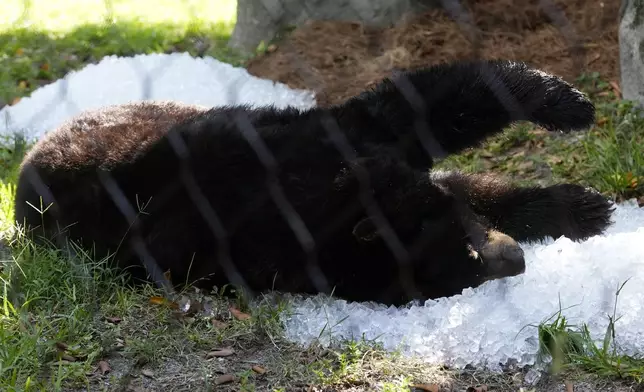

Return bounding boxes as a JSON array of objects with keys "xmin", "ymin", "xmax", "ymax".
[{"xmin": 20, "ymin": 101, "xmax": 208, "ymax": 173}]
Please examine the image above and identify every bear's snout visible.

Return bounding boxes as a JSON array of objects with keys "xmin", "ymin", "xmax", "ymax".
[{"xmin": 479, "ymin": 230, "xmax": 526, "ymax": 280}]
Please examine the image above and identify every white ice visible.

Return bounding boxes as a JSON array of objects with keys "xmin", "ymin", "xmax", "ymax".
[
  {"xmin": 2, "ymin": 53, "xmax": 643, "ymax": 372},
  {"xmin": 0, "ymin": 52, "xmax": 316, "ymax": 141}
]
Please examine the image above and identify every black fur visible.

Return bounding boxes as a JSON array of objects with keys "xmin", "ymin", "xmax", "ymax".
[{"xmin": 13, "ymin": 59, "xmax": 614, "ymax": 306}]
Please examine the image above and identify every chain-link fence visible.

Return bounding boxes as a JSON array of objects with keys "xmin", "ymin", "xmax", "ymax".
[{"xmin": 0, "ymin": 0, "xmax": 629, "ymax": 388}]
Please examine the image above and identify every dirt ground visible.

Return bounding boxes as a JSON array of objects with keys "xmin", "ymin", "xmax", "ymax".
[
  {"xmin": 245, "ymin": 0, "xmax": 619, "ymax": 107},
  {"xmin": 75, "ymin": 343, "xmax": 644, "ymax": 392}
]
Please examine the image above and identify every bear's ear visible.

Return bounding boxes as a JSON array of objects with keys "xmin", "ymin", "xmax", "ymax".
[{"xmin": 352, "ymin": 217, "xmax": 380, "ymax": 242}]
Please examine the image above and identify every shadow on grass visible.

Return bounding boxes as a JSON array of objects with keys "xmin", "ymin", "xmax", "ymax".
[{"xmin": 0, "ymin": 19, "xmax": 249, "ymax": 103}]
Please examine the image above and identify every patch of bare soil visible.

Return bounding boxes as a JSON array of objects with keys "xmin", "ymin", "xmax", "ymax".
[{"xmin": 246, "ymin": 0, "xmax": 619, "ymax": 107}]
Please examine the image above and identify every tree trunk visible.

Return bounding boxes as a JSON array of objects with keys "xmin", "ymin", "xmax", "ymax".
[
  {"xmin": 228, "ymin": 0, "xmax": 440, "ymax": 54},
  {"xmin": 619, "ymin": 0, "xmax": 644, "ymax": 106}
]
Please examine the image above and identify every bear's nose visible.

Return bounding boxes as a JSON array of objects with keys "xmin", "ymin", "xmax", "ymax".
[{"xmin": 501, "ymin": 243, "xmax": 526, "ymax": 274}]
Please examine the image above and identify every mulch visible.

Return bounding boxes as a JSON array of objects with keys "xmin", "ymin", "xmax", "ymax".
[{"xmin": 245, "ymin": 0, "xmax": 619, "ymax": 106}]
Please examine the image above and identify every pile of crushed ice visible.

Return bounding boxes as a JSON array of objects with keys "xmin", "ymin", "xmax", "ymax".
[
  {"xmin": 0, "ymin": 53, "xmax": 316, "ymax": 141},
  {"xmin": 2, "ymin": 53, "xmax": 642, "ymax": 372}
]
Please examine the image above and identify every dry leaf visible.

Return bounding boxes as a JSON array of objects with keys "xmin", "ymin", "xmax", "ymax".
[
  {"xmin": 548, "ymin": 156, "xmax": 563, "ymax": 165},
  {"xmin": 141, "ymin": 369, "xmax": 155, "ymax": 378},
  {"xmin": 252, "ymin": 365, "xmax": 266, "ymax": 374},
  {"xmin": 149, "ymin": 296, "xmax": 165, "ymax": 305},
  {"xmin": 215, "ymin": 374, "xmax": 235, "ymax": 385},
  {"xmin": 206, "ymin": 348, "xmax": 235, "ymax": 358},
  {"xmin": 16, "ymin": 48, "xmax": 24, "ymax": 55},
  {"xmin": 565, "ymin": 380, "xmax": 573, "ymax": 392},
  {"xmin": 61, "ymin": 353, "xmax": 76, "ymax": 362},
  {"xmin": 55, "ymin": 342, "xmax": 69, "ymax": 351},
  {"xmin": 480, "ymin": 151, "xmax": 494, "ymax": 158},
  {"xmin": 40, "ymin": 63, "xmax": 50, "ymax": 71},
  {"xmin": 411, "ymin": 383, "xmax": 439, "ymax": 391},
  {"xmin": 267, "ymin": 44, "xmax": 277, "ymax": 52},
  {"xmin": 230, "ymin": 307, "xmax": 251, "ymax": 321},
  {"xmin": 97, "ymin": 360, "xmax": 111, "ymax": 375},
  {"xmin": 211, "ymin": 319, "xmax": 228, "ymax": 329},
  {"xmin": 528, "ymin": 128, "xmax": 548, "ymax": 136},
  {"xmin": 149, "ymin": 296, "xmax": 178, "ymax": 309},
  {"xmin": 609, "ymin": 81, "xmax": 622, "ymax": 99},
  {"xmin": 10, "ymin": 97, "xmax": 21, "ymax": 105},
  {"xmin": 587, "ymin": 52, "xmax": 601, "ymax": 64},
  {"xmin": 105, "ymin": 316, "xmax": 122, "ymax": 324}
]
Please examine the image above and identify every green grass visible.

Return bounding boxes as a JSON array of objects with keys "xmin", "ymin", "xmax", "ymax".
[
  {"xmin": 0, "ymin": 223, "xmax": 300, "ymax": 390},
  {"xmin": 527, "ymin": 280, "xmax": 644, "ymax": 385},
  {"xmin": 0, "ymin": 1, "xmax": 644, "ymax": 390},
  {"xmin": 0, "ymin": 232, "xmax": 129, "ymax": 390},
  {"xmin": 437, "ymin": 73, "xmax": 644, "ymax": 201},
  {"xmin": 558, "ymin": 99, "xmax": 644, "ymax": 200},
  {"xmin": 0, "ymin": 0, "xmax": 245, "ymax": 103}
]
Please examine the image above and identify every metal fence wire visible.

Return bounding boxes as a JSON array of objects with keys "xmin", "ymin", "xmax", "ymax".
[{"xmin": 4, "ymin": 0, "xmax": 621, "ymax": 385}]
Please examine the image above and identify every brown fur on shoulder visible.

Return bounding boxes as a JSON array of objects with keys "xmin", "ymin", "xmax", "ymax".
[{"xmin": 22, "ymin": 101, "xmax": 208, "ymax": 172}]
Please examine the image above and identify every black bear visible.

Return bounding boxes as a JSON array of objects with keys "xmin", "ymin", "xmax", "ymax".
[{"xmin": 13, "ymin": 59, "xmax": 614, "ymax": 306}]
